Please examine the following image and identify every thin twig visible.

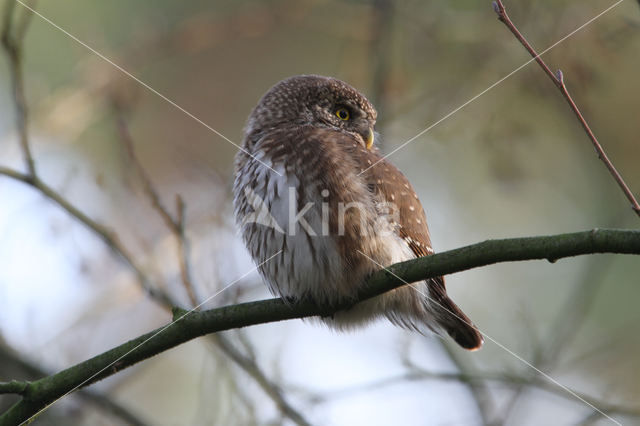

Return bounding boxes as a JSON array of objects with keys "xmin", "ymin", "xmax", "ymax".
[
  {"xmin": 115, "ymin": 113, "xmax": 198, "ymax": 306},
  {"xmin": 117, "ymin": 115, "xmax": 178, "ymax": 232},
  {"xmin": 318, "ymin": 365, "xmax": 640, "ymax": 421},
  {"xmin": 368, "ymin": 0, "xmax": 394, "ymax": 135},
  {"xmin": 439, "ymin": 342, "xmax": 494, "ymax": 425},
  {"xmin": 492, "ymin": 0, "xmax": 640, "ymax": 218},
  {"xmin": 210, "ymin": 335, "xmax": 312, "ymax": 426},
  {"xmin": 1, "ymin": 0, "xmax": 36, "ymax": 176},
  {"xmin": 0, "ymin": 166, "xmax": 173, "ymax": 307},
  {"xmin": 496, "ymin": 209, "xmax": 623, "ymax": 424}
]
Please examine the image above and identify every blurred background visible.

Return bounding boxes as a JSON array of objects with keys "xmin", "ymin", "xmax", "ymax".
[{"xmin": 1, "ymin": 0, "xmax": 639, "ymax": 425}]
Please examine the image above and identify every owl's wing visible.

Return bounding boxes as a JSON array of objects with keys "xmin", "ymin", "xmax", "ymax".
[
  {"xmin": 358, "ymin": 152, "xmax": 433, "ymax": 257},
  {"xmin": 361, "ymin": 153, "xmax": 484, "ymax": 350}
]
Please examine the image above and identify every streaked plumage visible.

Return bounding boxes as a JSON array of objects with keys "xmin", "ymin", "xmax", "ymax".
[{"xmin": 234, "ymin": 75, "xmax": 483, "ymax": 350}]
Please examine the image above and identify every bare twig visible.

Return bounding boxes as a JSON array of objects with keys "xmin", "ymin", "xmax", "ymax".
[
  {"xmin": 492, "ymin": 0, "xmax": 640, "ymax": 218},
  {"xmin": 368, "ymin": 0, "xmax": 394, "ymax": 135},
  {"xmin": 317, "ymin": 344, "xmax": 639, "ymax": 424},
  {"xmin": 320, "ymin": 365, "xmax": 640, "ymax": 421},
  {"xmin": 115, "ymin": 114, "xmax": 199, "ymax": 307},
  {"xmin": 1, "ymin": 0, "xmax": 36, "ymax": 176},
  {"xmin": 495, "ymin": 209, "xmax": 624, "ymax": 424},
  {"xmin": 0, "ymin": 166, "xmax": 173, "ymax": 307},
  {"xmin": 439, "ymin": 342, "xmax": 494, "ymax": 425},
  {"xmin": 209, "ymin": 335, "xmax": 312, "ymax": 426},
  {"xmin": 117, "ymin": 116, "xmax": 179, "ymax": 232},
  {"xmin": 174, "ymin": 194, "xmax": 197, "ymax": 305}
]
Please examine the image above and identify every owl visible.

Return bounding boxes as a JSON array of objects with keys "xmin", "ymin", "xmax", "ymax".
[{"xmin": 233, "ymin": 75, "xmax": 483, "ymax": 350}]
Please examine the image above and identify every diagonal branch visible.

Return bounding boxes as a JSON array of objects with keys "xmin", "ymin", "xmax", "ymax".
[
  {"xmin": 208, "ymin": 334, "xmax": 312, "ymax": 426},
  {"xmin": 1, "ymin": 0, "xmax": 36, "ymax": 176},
  {"xmin": 2, "ymin": 228, "xmax": 639, "ymax": 424},
  {"xmin": 317, "ymin": 365, "xmax": 640, "ymax": 420},
  {"xmin": 114, "ymin": 112, "xmax": 199, "ymax": 307},
  {"xmin": 0, "ymin": 166, "xmax": 174, "ymax": 307},
  {"xmin": 0, "ymin": 343, "xmax": 148, "ymax": 425},
  {"xmin": 439, "ymin": 342, "xmax": 494, "ymax": 425},
  {"xmin": 492, "ymin": 0, "xmax": 640, "ymax": 218}
]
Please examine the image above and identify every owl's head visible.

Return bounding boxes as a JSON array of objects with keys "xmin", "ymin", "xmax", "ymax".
[{"xmin": 244, "ymin": 75, "xmax": 377, "ymax": 149}]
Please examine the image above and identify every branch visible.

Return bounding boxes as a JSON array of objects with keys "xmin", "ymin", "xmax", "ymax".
[
  {"xmin": 2, "ymin": 228, "xmax": 639, "ymax": 424},
  {"xmin": 114, "ymin": 113, "xmax": 199, "ymax": 307},
  {"xmin": 0, "ymin": 166, "xmax": 174, "ymax": 307},
  {"xmin": 0, "ymin": 381, "xmax": 28, "ymax": 395},
  {"xmin": 0, "ymin": 343, "xmax": 148, "ymax": 425},
  {"xmin": 318, "ymin": 367, "xmax": 640, "ymax": 421},
  {"xmin": 209, "ymin": 335, "xmax": 312, "ymax": 426},
  {"xmin": 439, "ymin": 341, "xmax": 495, "ymax": 425},
  {"xmin": 492, "ymin": 0, "xmax": 640, "ymax": 218},
  {"xmin": 1, "ymin": 0, "xmax": 36, "ymax": 176},
  {"xmin": 499, "ymin": 249, "xmax": 618, "ymax": 424}
]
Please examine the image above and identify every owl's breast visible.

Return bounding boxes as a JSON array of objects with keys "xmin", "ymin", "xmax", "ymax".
[{"xmin": 233, "ymin": 127, "xmax": 416, "ymax": 305}]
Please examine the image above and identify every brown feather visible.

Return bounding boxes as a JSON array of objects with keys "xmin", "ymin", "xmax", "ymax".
[{"xmin": 360, "ymin": 153, "xmax": 484, "ymax": 350}]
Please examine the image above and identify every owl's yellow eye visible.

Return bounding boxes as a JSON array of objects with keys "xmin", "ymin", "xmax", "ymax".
[{"xmin": 335, "ymin": 108, "xmax": 350, "ymax": 121}]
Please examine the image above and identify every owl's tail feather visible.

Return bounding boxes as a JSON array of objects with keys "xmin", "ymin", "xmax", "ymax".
[
  {"xmin": 435, "ymin": 295, "xmax": 484, "ymax": 351},
  {"xmin": 425, "ymin": 277, "xmax": 483, "ymax": 350}
]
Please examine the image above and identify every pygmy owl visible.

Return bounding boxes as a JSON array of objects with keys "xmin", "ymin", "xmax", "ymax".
[{"xmin": 234, "ymin": 75, "xmax": 483, "ymax": 350}]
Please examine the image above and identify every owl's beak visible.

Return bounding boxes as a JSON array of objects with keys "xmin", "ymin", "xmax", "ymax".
[{"xmin": 366, "ymin": 128, "xmax": 374, "ymax": 150}]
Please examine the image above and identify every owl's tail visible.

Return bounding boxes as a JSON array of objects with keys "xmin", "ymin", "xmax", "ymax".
[
  {"xmin": 434, "ymin": 294, "xmax": 484, "ymax": 351},
  {"xmin": 428, "ymin": 277, "xmax": 484, "ymax": 351}
]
